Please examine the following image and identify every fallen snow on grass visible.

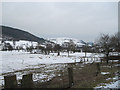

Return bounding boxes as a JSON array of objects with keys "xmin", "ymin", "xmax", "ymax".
[
  {"xmin": 0, "ymin": 51, "xmax": 101, "ymax": 87},
  {"xmin": 95, "ymin": 80, "xmax": 120, "ymax": 89},
  {"xmin": 109, "ymin": 60, "xmax": 119, "ymax": 62},
  {"xmin": 33, "ymin": 73, "xmax": 55, "ymax": 82},
  {"xmin": 95, "ymin": 76, "xmax": 120, "ymax": 89},
  {"xmin": 114, "ymin": 64, "xmax": 120, "ymax": 67},
  {"xmin": 1, "ymin": 51, "xmax": 100, "ymax": 74},
  {"xmin": 101, "ymin": 72, "xmax": 110, "ymax": 75}
]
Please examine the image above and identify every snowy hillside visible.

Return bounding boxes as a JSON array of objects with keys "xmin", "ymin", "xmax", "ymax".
[
  {"xmin": 4, "ymin": 40, "xmax": 38, "ymax": 49},
  {"xmin": 1, "ymin": 25, "xmax": 45, "ymax": 43},
  {"xmin": 48, "ymin": 37, "xmax": 85, "ymax": 46}
]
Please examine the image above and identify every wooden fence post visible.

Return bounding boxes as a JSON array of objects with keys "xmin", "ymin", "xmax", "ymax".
[
  {"xmin": 87, "ymin": 58, "xmax": 88, "ymax": 61},
  {"xmin": 101, "ymin": 58, "xmax": 103, "ymax": 64},
  {"xmin": 21, "ymin": 73, "xmax": 33, "ymax": 88},
  {"xmin": 84, "ymin": 58, "xmax": 85, "ymax": 62},
  {"xmin": 97, "ymin": 57, "xmax": 99, "ymax": 61},
  {"xmin": 4, "ymin": 74, "xmax": 18, "ymax": 88},
  {"xmin": 60, "ymin": 70, "xmax": 64, "ymax": 87},
  {"xmin": 68, "ymin": 67, "xmax": 74, "ymax": 88},
  {"xmin": 80, "ymin": 58, "xmax": 82, "ymax": 62},
  {"xmin": 96, "ymin": 63, "xmax": 100, "ymax": 76},
  {"xmin": 91, "ymin": 57, "xmax": 93, "ymax": 62},
  {"xmin": 74, "ymin": 59, "xmax": 76, "ymax": 63}
]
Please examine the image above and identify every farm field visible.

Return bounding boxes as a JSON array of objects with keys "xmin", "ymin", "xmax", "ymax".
[
  {"xmin": 0, "ymin": 51, "xmax": 119, "ymax": 89},
  {"xmin": 1, "ymin": 51, "xmax": 100, "ymax": 73}
]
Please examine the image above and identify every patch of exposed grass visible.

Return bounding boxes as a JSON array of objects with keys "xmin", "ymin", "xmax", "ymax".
[
  {"xmin": 72, "ymin": 62, "xmax": 119, "ymax": 88},
  {"xmin": 34, "ymin": 61, "xmax": 119, "ymax": 88}
]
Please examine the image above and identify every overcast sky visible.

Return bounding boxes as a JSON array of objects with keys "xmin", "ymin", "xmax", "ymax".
[{"xmin": 2, "ymin": 2, "xmax": 118, "ymax": 42}]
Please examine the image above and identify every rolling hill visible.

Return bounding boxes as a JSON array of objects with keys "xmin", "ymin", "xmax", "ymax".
[
  {"xmin": 48, "ymin": 37, "xmax": 94, "ymax": 47},
  {"xmin": 1, "ymin": 25, "xmax": 46, "ymax": 43}
]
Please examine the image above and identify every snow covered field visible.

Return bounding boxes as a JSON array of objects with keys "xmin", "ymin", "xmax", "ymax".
[
  {"xmin": 0, "ymin": 51, "xmax": 100, "ymax": 86},
  {"xmin": 1, "ymin": 51, "xmax": 99, "ymax": 74},
  {"xmin": 0, "ymin": 51, "xmax": 119, "ymax": 89}
]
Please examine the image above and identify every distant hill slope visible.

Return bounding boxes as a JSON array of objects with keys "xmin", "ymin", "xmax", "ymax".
[
  {"xmin": 1, "ymin": 25, "xmax": 45, "ymax": 43},
  {"xmin": 48, "ymin": 37, "xmax": 85, "ymax": 46},
  {"xmin": 48, "ymin": 37, "xmax": 94, "ymax": 46}
]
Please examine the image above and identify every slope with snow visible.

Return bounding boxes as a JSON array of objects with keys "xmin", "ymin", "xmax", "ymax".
[
  {"xmin": 4, "ymin": 40, "xmax": 38, "ymax": 49},
  {"xmin": 48, "ymin": 37, "xmax": 85, "ymax": 46}
]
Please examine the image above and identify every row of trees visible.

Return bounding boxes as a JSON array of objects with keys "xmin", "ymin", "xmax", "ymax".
[
  {"xmin": 95, "ymin": 32, "xmax": 120, "ymax": 63},
  {"xmin": 2, "ymin": 32, "xmax": 119, "ymax": 63},
  {"xmin": 36, "ymin": 42, "xmax": 76, "ymax": 56}
]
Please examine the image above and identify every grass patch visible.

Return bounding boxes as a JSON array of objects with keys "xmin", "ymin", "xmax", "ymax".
[{"xmin": 34, "ymin": 61, "xmax": 119, "ymax": 88}]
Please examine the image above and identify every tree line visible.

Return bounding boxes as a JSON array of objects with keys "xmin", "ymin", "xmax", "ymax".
[
  {"xmin": 94, "ymin": 32, "xmax": 120, "ymax": 63},
  {"xmin": 1, "ymin": 32, "xmax": 120, "ymax": 63}
]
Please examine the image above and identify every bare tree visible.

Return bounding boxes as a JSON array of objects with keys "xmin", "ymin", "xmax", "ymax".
[
  {"xmin": 66, "ymin": 40, "xmax": 76, "ymax": 57},
  {"xmin": 13, "ymin": 40, "xmax": 16, "ymax": 50},
  {"xmin": 83, "ymin": 43, "xmax": 89, "ymax": 57},
  {"xmin": 53, "ymin": 44, "xmax": 61, "ymax": 56},
  {"xmin": 95, "ymin": 34, "xmax": 112, "ymax": 64},
  {"xmin": 110, "ymin": 32, "xmax": 120, "ymax": 55},
  {"xmin": 29, "ymin": 45, "xmax": 34, "ymax": 53},
  {"xmin": 36, "ymin": 43, "xmax": 45, "ymax": 54}
]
